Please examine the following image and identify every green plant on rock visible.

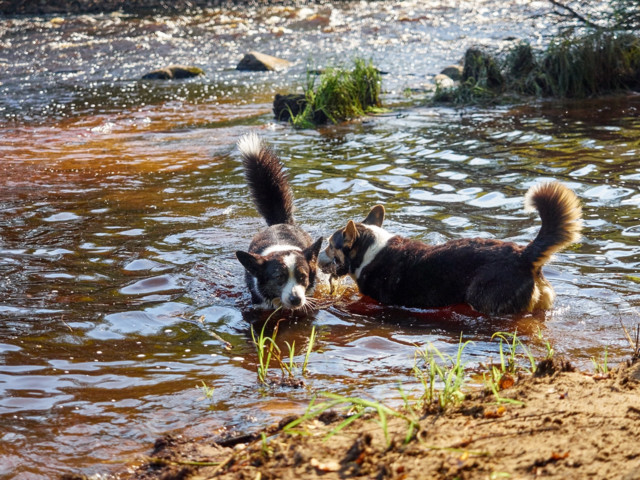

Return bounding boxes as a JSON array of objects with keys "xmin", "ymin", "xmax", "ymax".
[
  {"xmin": 435, "ymin": 30, "xmax": 640, "ymax": 104},
  {"xmin": 286, "ymin": 58, "xmax": 382, "ymax": 128}
]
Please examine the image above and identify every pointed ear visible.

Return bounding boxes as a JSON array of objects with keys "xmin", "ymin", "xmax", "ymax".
[
  {"xmin": 304, "ymin": 237, "xmax": 324, "ymax": 264},
  {"xmin": 363, "ymin": 205, "xmax": 385, "ymax": 227},
  {"xmin": 343, "ymin": 220, "xmax": 359, "ymax": 248},
  {"xmin": 235, "ymin": 251, "xmax": 264, "ymax": 276}
]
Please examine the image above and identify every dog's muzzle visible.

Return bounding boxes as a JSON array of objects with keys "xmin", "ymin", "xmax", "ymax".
[{"xmin": 318, "ymin": 250, "xmax": 337, "ymax": 274}]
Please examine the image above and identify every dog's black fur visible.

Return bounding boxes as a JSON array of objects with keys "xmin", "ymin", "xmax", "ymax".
[
  {"xmin": 319, "ymin": 182, "xmax": 582, "ymax": 315},
  {"xmin": 235, "ymin": 133, "xmax": 322, "ymax": 311}
]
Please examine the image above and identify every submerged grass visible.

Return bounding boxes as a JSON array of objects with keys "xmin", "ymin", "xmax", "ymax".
[
  {"xmin": 250, "ymin": 308, "xmax": 318, "ymax": 385},
  {"xmin": 250, "ymin": 308, "xmax": 282, "ymax": 385}
]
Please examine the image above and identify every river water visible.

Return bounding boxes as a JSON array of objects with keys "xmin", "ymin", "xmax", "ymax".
[{"xmin": 1, "ymin": 1, "xmax": 639, "ymax": 478}]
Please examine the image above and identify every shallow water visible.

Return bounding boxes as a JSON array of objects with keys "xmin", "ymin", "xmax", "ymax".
[{"xmin": 1, "ymin": 1, "xmax": 639, "ymax": 478}]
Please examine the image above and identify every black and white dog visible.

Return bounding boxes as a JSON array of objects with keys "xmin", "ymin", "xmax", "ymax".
[
  {"xmin": 318, "ymin": 182, "xmax": 582, "ymax": 315},
  {"xmin": 235, "ymin": 133, "xmax": 323, "ymax": 311}
]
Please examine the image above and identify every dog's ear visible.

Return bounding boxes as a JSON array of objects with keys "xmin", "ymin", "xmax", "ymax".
[
  {"xmin": 363, "ymin": 205, "xmax": 385, "ymax": 227},
  {"xmin": 343, "ymin": 220, "xmax": 359, "ymax": 248},
  {"xmin": 235, "ymin": 251, "xmax": 264, "ymax": 276},
  {"xmin": 304, "ymin": 237, "xmax": 324, "ymax": 264}
]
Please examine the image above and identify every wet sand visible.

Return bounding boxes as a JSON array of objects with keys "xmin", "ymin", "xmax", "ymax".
[{"xmin": 133, "ymin": 358, "xmax": 640, "ymax": 480}]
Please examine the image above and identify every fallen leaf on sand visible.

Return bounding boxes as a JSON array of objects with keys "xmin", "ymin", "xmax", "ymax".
[
  {"xmin": 484, "ymin": 405, "xmax": 506, "ymax": 419},
  {"xmin": 310, "ymin": 458, "xmax": 340, "ymax": 472},
  {"xmin": 499, "ymin": 374, "xmax": 514, "ymax": 390},
  {"xmin": 551, "ymin": 451, "xmax": 570, "ymax": 460}
]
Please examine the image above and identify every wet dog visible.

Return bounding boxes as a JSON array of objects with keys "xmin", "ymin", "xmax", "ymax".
[
  {"xmin": 235, "ymin": 133, "xmax": 323, "ymax": 311},
  {"xmin": 318, "ymin": 182, "xmax": 582, "ymax": 315}
]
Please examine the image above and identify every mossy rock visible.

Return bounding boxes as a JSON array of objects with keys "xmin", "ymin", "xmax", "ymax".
[
  {"xmin": 440, "ymin": 65, "xmax": 463, "ymax": 81},
  {"xmin": 272, "ymin": 94, "xmax": 328, "ymax": 124},
  {"xmin": 273, "ymin": 58, "xmax": 381, "ymax": 128},
  {"xmin": 141, "ymin": 65, "xmax": 204, "ymax": 80},
  {"xmin": 462, "ymin": 48, "xmax": 504, "ymax": 90},
  {"xmin": 434, "ymin": 73, "xmax": 455, "ymax": 89}
]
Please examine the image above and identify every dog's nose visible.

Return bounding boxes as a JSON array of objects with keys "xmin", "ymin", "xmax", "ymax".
[{"xmin": 288, "ymin": 294, "xmax": 302, "ymax": 307}]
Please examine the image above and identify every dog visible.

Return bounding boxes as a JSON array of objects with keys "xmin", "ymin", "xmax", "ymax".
[
  {"xmin": 318, "ymin": 182, "xmax": 582, "ymax": 315},
  {"xmin": 235, "ymin": 133, "xmax": 323, "ymax": 311}
]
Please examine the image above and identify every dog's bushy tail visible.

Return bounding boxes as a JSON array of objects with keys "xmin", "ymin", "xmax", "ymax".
[
  {"xmin": 522, "ymin": 182, "xmax": 582, "ymax": 268},
  {"xmin": 237, "ymin": 132, "xmax": 295, "ymax": 226}
]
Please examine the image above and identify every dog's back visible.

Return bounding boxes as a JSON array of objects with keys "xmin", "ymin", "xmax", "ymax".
[
  {"xmin": 320, "ymin": 182, "xmax": 582, "ymax": 315},
  {"xmin": 357, "ymin": 235, "xmax": 528, "ymax": 311}
]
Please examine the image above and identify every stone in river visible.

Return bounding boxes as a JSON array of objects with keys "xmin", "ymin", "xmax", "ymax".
[
  {"xmin": 141, "ymin": 65, "xmax": 205, "ymax": 80},
  {"xmin": 236, "ymin": 51, "xmax": 292, "ymax": 72}
]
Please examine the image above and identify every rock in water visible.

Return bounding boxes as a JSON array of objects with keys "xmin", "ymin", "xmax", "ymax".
[
  {"xmin": 272, "ymin": 93, "xmax": 328, "ymax": 125},
  {"xmin": 141, "ymin": 65, "xmax": 204, "ymax": 80},
  {"xmin": 434, "ymin": 73, "xmax": 455, "ymax": 89},
  {"xmin": 440, "ymin": 65, "xmax": 463, "ymax": 81},
  {"xmin": 273, "ymin": 94, "xmax": 307, "ymax": 121},
  {"xmin": 462, "ymin": 48, "xmax": 504, "ymax": 90},
  {"xmin": 237, "ymin": 51, "xmax": 292, "ymax": 72}
]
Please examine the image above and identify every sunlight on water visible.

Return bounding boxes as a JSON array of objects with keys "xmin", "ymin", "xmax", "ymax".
[{"xmin": 1, "ymin": 1, "xmax": 640, "ymax": 478}]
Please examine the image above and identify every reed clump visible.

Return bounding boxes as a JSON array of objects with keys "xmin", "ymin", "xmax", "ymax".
[
  {"xmin": 434, "ymin": 31, "xmax": 640, "ymax": 103},
  {"xmin": 273, "ymin": 58, "xmax": 382, "ymax": 128}
]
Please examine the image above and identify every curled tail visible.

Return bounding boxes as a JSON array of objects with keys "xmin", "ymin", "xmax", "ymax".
[
  {"xmin": 237, "ymin": 132, "xmax": 295, "ymax": 226},
  {"xmin": 522, "ymin": 182, "xmax": 582, "ymax": 268}
]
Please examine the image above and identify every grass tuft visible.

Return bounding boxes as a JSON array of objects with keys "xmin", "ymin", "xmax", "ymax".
[
  {"xmin": 591, "ymin": 346, "xmax": 610, "ymax": 375},
  {"xmin": 250, "ymin": 309, "xmax": 318, "ymax": 385},
  {"xmin": 434, "ymin": 32, "xmax": 640, "ymax": 103},
  {"xmin": 277, "ymin": 58, "xmax": 382, "ymax": 128},
  {"xmin": 283, "ymin": 391, "xmax": 419, "ymax": 447},
  {"xmin": 413, "ymin": 336, "xmax": 472, "ymax": 411},
  {"xmin": 250, "ymin": 307, "xmax": 282, "ymax": 385},
  {"xmin": 479, "ymin": 330, "xmax": 539, "ymax": 404}
]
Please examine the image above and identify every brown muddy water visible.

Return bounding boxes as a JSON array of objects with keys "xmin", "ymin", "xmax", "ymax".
[{"xmin": 1, "ymin": 1, "xmax": 639, "ymax": 478}]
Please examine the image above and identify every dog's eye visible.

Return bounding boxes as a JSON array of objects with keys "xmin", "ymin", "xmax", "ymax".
[{"xmin": 295, "ymin": 270, "xmax": 307, "ymax": 284}]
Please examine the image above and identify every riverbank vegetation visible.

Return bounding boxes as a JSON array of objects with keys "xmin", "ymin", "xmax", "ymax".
[
  {"xmin": 135, "ymin": 339, "xmax": 640, "ymax": 480},
  {"xmin": 433, "ymin": 0, "xmax": 640, "ymax": 104},
  {"xmin": 434, "ymin": 31, "xmax": 640, "ymax": 104},
  {"xmin": 435, "ymin": 0, "xmax": 640, "ymax": 103}
]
